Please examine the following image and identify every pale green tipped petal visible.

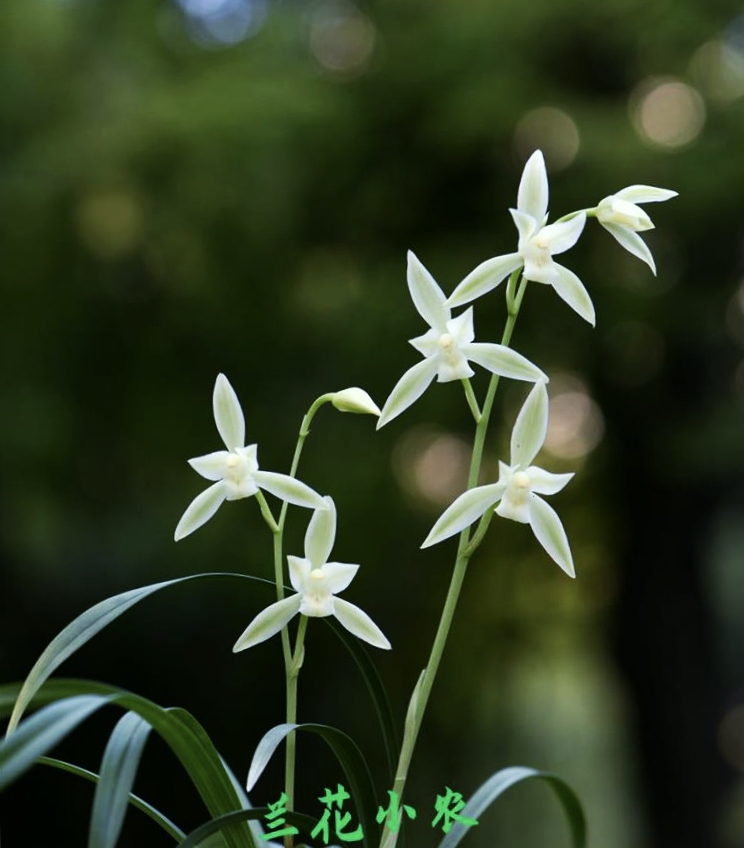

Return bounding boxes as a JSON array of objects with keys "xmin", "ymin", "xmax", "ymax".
[
  {"xmin": 305, "ymin": 496, "xmax": 337, "ymax": 567},
  {"xmin": 174, "ymin": 481, "xmax": 227, "ymax": 541},
  {"xmin": 331, "ymin": 388, "xmax": 381, "ymax": 416},
  {"xmin": 517, "ymin": 150, "xmax": 549, "ymax": 222},
  {"xmin": 511, "ymin": 381, "xmax": 549, "ymax": 468},
  {"xmin": 232, "ymin": 595, "xmax": 302, "ymax": 652},
  {"xmin": 538, "ymin": 212, "xmax": 586, "ymax": 256},
  {"xmin": 446, "ymin": 307, "xmax": 475, "ymax": 346},
  {"xmin": 213, "ymin": 374, "xmax": 245, "ymax": 451},
  {"xmin": 288, "ymin": 555, "xmax": 311, "ymax": 594},
  {"xmin": 377, "ymin": 358, "xmax": 438, "ymax": 429},
  {"xmin": 333, "ymin": 598, "xmax": 391, "ymax": 650},
  {"xmin": 422, "ymin": 483, "xmax": 506, "ymax": 548},
  {"xmin": 601, "ymin": 221, "xmax": 656, "ymax": 274},
  {"xmin": 188, "ymin": 451, "xmax": 231, "ymax": 481},
  {"xmin": 447, "ymin": 253, "xmax": 522, "ymax": 309},
  {"xmin": 407, "ymin": 250, "xmax": 448, "ymax": 331},
  {"xmin": 464, "ymin": 342, "xmax": 546, "ymax": 383},
  {"xmin": 510, "ymin": 209, "xmax": 538, "ymax": 243},
  {"xmin": 323, "ymin": 561, "xmax": 359, "ymax": 594},
  {"xmin": 527, "ymin": 467, "xmax": 574, "ymax": 495},
  {"xmin": 552, "ymin": 263, "xmax": 596, "ymax": 326},
  {"xmin": 614, "ymin": 185, "xmax": 678, "ymax": 204},
  {"xmin": 529, "ymin": 495, "xmax": 575, "ymax": 577},
  {"xmin": 254, "ymin": 470, "xmax": 326, "ymax": 509}
]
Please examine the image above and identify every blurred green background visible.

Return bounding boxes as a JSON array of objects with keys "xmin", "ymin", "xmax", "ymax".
[{"xmin": 2, "ymin": 0, "xmax": 744, "ymax": 845}]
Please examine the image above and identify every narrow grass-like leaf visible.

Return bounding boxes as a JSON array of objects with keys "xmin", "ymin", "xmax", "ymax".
[
  {"xmin": 0, "ymin": 695, "xmax": 110, "ymax": 791},
  {"xmin": 88, "ymin": 711, "xmax": 152, "ymax": 848},
  {"xmin": 324, "ymin": 618, "xmax": 398, "ymax": 781},
  {"xmin": 179, "ymin": 809, "xmax": 318, "ymax": 848},
  {"xmin": 437, "ymin": 766, "xmax": 586, "ymax": 848},
  {"xmin": 247, "ymin": 723, "xmax": 379, "ymax": 846},
  {"xmin": 7, "ymin": 573, "xmax": 275, "ymax": 732},
  {"xmin": 0, "ymin": 681, "xmax": 257, "ymax": 848},
  {"xmin": 38, "ymin": 756, "xmax": 186, "ymax": 842}
]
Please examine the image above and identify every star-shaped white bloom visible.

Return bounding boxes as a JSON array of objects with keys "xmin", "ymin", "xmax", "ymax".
[
  {"xmin": 233, "ymin": 497, "xmax": 391, "ymax": 651},
  {"xmin": 447, "ymin": 150, "xmax": 594, "ymax": 326},
  {"xmin": 422, "ymin": 381, "xmax": 575, "ymax": 577},
  {"xmin": 376, "ymin": 251, "xmax": 547, "ymax": 428},
  {"xmin": 174, "ymin": 374, "xmax": 326, "ymax": 541},
  {"xmin": 595, "ymin": 185, "xmax": 677, "ymax": 275}
]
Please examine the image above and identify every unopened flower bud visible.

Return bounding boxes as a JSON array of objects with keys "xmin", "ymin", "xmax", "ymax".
[{"xmin": 331, "ymin": 387, "xmax": 381, "ymax": 417}]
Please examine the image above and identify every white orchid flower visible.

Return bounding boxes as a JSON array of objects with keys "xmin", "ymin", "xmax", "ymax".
[
  {"xmin": 376, "ymin": 251, "xmax": 547, "ymax": 428},
  {"xmin": 422, "ymin": 381, "xmax": 575, "ymax": 577},
  {"xmin": 233, "ymin": 497, "xmax": 391, "ymax": 651},
  {"xmin": 174, "ymin": 374, "xmax": 326, "ymax": 541},
  {"xmin": 595, "ymin": 185, "xmax": 677, "ymax": 275},
  {"xmin": 447, "ymin": 150, "xmax": 594, "ymax": 326}
]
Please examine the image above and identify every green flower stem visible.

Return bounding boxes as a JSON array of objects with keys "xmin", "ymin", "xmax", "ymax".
[
  {"xmin": 255, "ymin": 490, "xmax": 279, "ymax": 534},
  {"xmin": 266, "ymin": 392, "xmax": 332, "ymax": 835},
  {"xmin": 555, "ymin": 207, "xmax": 596, "ymax": 224},
  {"xmin": 461, "ymin": 378, "xmax": 482, "ymax": 423},
  {"xmin": 380, "ymin": 272, "xmax": 528, "ymax": 848},
  {"xmin": 284, "ymin": 615, "xmax": 308, "ymax": 847}
]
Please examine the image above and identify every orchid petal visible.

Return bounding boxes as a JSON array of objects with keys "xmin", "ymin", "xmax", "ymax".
[
  {"xmin": 305, "ymin": 496, "xmax": 337, "ymax": 568},
  {"xmin": 614, "ymin": 185, "xmax": 678, "ymax": 204},
  {"xmin": 288, "ymin": 555, "xmax": 311, "ymax": 594},
  {"xmin": 323, "ymin": 561, "xmax": 359, "ymax": 594},
  {"xmin": 333, "ymin": 598, "xmax": 391, "ymax": 650},
  {"xmin": 517, "ymin": 150, "xmax": 549, "ymax": 222},
  {"xmin": 407, "ymin": 250, "xmax": 448, "ymax": 331},
  {"xmin": 510, "ymin": 209, "xmax": 538, "ymax": 243},
  {"xmin": 446, "ymin": 253, "xmax": 522, "ymax": 309},
  {"xmin": 187, "ymin": 451, "xmax": 231, "ymax": 481},
  {"xmin": 600, "ymin": 222, "xmax": 656, "ymax": 274},
  {"xmin": 511, "ymin": 381, "xmax": 549, "ymax": 468},
  {"xmin": 463, "ymin": 342, "xmax": 546, "ymax": 383},
  {"xmin": 213, "ymin": 374, "xmax": 245, "ymax": 452},
  {"xmin": 537, "ymin": 212, "xmax": 586, "ymax": 256},
  {"xmin": 174, "ymin": 481, "xmax": 227, "ymax": 541},
  {"xmin": 232, "ymin": 595, "xmax": 302, "ymax": 652},
  {"xmin": 421, "ymin": 483, "xmax": 506, "ymax": 548},
  {"xmin": 377, "ymin": 358, "xmax": 438, "ymax": 429},
  {"xmin": 254, "ymin": 470, "xmax": 326, "ymax": 509},
  {"xmin": 446, "ymin": 307, "xmax": 475, "ymax": 346},
  {"xmin": 551, "ymin": 263, "xmax": 596, "ymax": 326},
  {"xmin": 527, "ymin": 467, "xmax": 574, "ymax": 495},
  {"xmin": 529, "ymin": 495, "xmax": 575, "ymax": 577}
]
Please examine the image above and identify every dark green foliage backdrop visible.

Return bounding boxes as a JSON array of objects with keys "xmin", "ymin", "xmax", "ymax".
[{"xmin": 2, "ymin": 0, "xmax": 744, "ymax": 846}]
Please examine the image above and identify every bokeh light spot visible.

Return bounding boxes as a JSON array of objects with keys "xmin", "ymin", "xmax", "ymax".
[
  {"xmin": 309, "ymin": 2, "xmax": 376, "ymax": 75},
  {"xmin": 514, "ymin": 107, "xmax": 580, "ymax": 172},
  {"xmin": 690, "ymin": 39, "xmax": 744, "ymax": 102},
  {"xmin": 631, "ymin": 77, "xmax": 705, "ymax": 149},
  {"xmin": 543, "ymin": 375, "xmax": 604, "ymax": 460},
  {"xmin": 393, "ymin": 426, "xmax": 470, "ymax": 506},
  {"xmin": 176, "ymin": 0, "xmax": 266, "ymax": 48}
]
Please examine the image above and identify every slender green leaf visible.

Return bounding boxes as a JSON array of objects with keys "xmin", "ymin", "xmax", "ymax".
[
  {"xmin": 0, "ymin": 695, "xmax": 111, "ymax": 791},
  {"xmin": 324, "ymin": 618, "xmax": 399, "ymax": 781},
  {"xmin": 0, "ymin": 682, "xmax": 257, "ymax": 848},
  {"xmin": 6, "ymin": 573, "xmax": 275, "ymax": 733},
  {"xmin": 436, "ymin": 766, "xmax": 586, "ymax": 848},
  {"xmin": 38, "ymin": 756, "xmax": 186, "ymax": 842},
  {"xmin": 88, "ymin": 711, "xmax": 152, "ymax": 848},
  {"xmin": 179, "ymin": 809, "xmax": 318, "ymax": 848},
  {"xmin": 247, "ymin": 722, "xmax": 379, "ymax": 847}
]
